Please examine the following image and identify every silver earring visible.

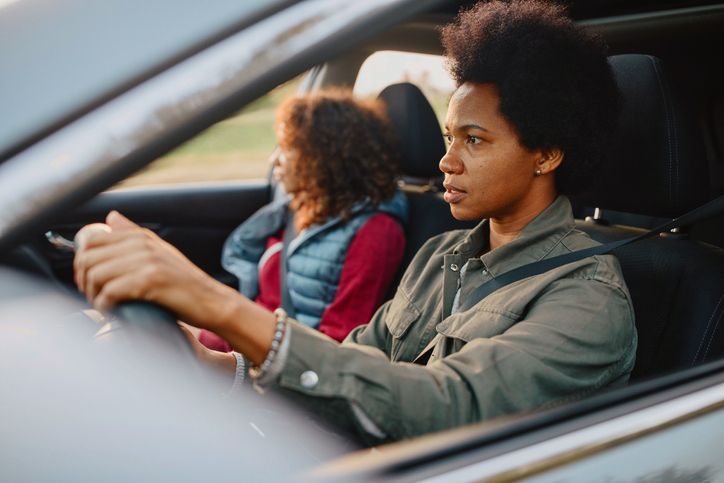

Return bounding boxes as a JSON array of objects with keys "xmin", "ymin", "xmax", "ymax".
[{"xmin": 535, "ymin": 169, "xmax": 542, "ymax": 176}]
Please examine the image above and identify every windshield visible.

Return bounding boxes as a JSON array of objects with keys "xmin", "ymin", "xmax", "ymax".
[{"xmin": 0, "ymin": 0, "xmax": 295, "ymax": 159}]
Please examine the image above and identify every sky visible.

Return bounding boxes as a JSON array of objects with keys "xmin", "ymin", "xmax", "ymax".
[{"xmin": 354, "ymin": 51, "xmax": 456, "ymax": 96}]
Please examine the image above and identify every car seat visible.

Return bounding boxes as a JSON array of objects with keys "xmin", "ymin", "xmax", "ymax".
[
  {"xmin": 377, "ymin": 82, "xmax": 478, "ymax": 286},
  {"xmin": 576, "ymin": 54, "xmax": 724, "ymax": 381}
]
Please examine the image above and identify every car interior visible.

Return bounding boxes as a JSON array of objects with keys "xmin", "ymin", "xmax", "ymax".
[
  {"xmin": 365, "ymin": 52, "xmax": 724, "ymax": 381},
  {"xmin": 4, "ymin": 0, "xmax": 724, "ymax": 463}
]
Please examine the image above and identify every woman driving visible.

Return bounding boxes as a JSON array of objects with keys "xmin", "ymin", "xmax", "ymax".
[{"xmin": 74, "ymin": 0, "xmax": 636, "ymax": 446}]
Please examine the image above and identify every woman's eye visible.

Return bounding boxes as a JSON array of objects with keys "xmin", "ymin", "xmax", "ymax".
[
  {"xmin": 444, "ymin": 134, "xmax": 452, "ymax": 144},
  {"xmin": 468, "ymin": 135, "xmax": 481, "ymax": 144}
]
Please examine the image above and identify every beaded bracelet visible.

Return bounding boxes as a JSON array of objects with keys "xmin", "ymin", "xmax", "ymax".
[
  {"xmin": 225, "ymin": 352, "xmax": 246, "ymax": 399},
  {"xmin": 248, "ymin": 308, "xmax": 288, "ymax": 381}
]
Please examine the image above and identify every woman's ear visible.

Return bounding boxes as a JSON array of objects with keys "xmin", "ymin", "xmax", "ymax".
[{"xmin": 537, "ymin": 147, "xmax": 564, "ymax": 175}]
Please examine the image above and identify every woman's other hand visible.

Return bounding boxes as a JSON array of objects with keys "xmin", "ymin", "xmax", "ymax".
[{"xmin": 179, "ymin": 323, "xmax": 237, "ymax": 376}]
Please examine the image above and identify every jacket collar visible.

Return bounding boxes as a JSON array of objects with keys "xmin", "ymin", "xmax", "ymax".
[
  {"xmin": 452, "ymin": 195, "xmax": 576, "ymax": 277},
  {"xmin": 288, "ymin": 189, "xmax": 408, "ymax": 255}
]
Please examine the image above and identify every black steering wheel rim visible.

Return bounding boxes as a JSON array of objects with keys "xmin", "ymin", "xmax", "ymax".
[{"xmin": 94, "ymin": 301, "xmax": 209, "ymax": 382}]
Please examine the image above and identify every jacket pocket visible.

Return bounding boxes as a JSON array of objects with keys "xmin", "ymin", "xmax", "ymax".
[
  {"xmin": 385, "ymin": 287, "xmax": 422, "ymax": 360},
  {"xmin": 436, "ymin": 308, "xmax": 520, "ymax": 342}
]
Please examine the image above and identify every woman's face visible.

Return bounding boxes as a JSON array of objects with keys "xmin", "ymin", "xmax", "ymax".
[
  {"xmin": 273, "ymin": 126, "xmax": 302, "ymax": 194},
  {"xmin": 440, "ymin": 82, "xmax": 548, "ymax": 221}
]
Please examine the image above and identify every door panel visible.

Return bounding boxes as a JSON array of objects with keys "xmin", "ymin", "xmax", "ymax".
[
  {"xmin": 37, "ymin": 180, "xmax": 271, "ymax": 288},
  {"xmin": 522, "ymin": 403, "xmax": 724, "ymax": 483}
]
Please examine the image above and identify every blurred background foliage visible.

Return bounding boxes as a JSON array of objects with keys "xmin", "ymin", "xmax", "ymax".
[{"xmin": 114, "ymin": 76, "xmax": 302, "ymax": 189}]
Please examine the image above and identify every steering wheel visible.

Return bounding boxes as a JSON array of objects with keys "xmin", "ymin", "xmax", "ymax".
[
  {"xmin": 67, "ymin": 227, "xmax": 360, "ymax": 456},
  {"xmin": 92, "ymin": 301, "xmax": 210, "ymax": 383}
]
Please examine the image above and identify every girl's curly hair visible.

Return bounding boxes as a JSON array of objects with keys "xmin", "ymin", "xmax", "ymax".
[
  {"xmin": 440, "ymin": 0, "xmax": 621, "ymax": 195},
  {"xmin": 275, "ymin": 89, "xmax": 401, "ymax": 229}
]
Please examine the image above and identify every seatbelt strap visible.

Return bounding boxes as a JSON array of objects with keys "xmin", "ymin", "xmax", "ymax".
[
  {"xmin": 279, "ymin": 211, "xmax": 297, "ymax": 318},
  {"xmin": 457, "ymin": 195, "xmax": 724, "ymax": 313},
  {"xmin": 412, "ymin": 195, "xmax": 724, "ymax": 365}
]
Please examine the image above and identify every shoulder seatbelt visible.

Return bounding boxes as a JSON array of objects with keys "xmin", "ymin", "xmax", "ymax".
[
  {"xmin": 279, "ymin": 211, "xmax": 297, "ymax": 318},
  {"xmin": 413, "ymin": 195, "xmax": 724, "ymax": 365},
  {"xmin": 457, "ymin": 195, "xmax": 724, "ymax": 313}
]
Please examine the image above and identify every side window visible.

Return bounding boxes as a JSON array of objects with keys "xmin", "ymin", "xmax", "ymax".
[
  {"xmin": 353, "ymin": 51, "xmax": 454, "ymax": 130},
  {"xmin": 112, "ymin": 76, "xmax": 303, "ymax": 190}
]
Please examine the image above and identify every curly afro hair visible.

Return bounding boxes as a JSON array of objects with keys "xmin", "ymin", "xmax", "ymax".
[
  {"xmin": 440, "ymin": 0, "xmax": 621, "ymax": 195},
  {"xmin": 275, "ymin": 89, "xmax": 401, "ymax": 230}
]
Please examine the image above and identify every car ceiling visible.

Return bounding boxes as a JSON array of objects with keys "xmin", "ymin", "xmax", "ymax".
[{"xmin": 431, "ymin": 0, "xmax": 724, "ymax": 19}]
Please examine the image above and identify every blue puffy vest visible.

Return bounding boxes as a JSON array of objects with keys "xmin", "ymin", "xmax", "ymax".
[{"xmin": 221, "ymin": 190, "xmax": 409, "ymax": 328}]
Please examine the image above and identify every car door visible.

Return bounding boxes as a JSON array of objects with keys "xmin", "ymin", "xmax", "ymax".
[
  {"xmin": 39, "ymin": 179, "xmax": 271, "ymax": 288},
  {"xmin": 308, "ymin": 361, "xmax": 724, "ymax": 482}
]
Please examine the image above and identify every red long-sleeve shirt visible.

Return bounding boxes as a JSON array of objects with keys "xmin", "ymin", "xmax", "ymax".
[{"xmin": 198, "ymin": 213, "xmax": 405, "ymax": 350}]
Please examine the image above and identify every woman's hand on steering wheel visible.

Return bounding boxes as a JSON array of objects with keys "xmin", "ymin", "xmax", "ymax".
[{"xmin": 73, "ymin": 211, "xmax": 239, "ymax": 332}]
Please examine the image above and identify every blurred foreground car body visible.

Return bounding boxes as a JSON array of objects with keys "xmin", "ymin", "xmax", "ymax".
[{"xmin": 2, "ymin": 0, "xmax": 724, "ymax": 481}]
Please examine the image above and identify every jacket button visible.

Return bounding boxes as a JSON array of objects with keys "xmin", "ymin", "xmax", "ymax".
[
  {"xmin": 482, "ymin": 269, "xmax": 488, "ymax": 275},
  {"xmin": 300, "ymin": 371, "xmax": 319, "ymax": 389},
  {"xmin": 450, "ymin": 263, "xmax": 459, "ymax": 271}
]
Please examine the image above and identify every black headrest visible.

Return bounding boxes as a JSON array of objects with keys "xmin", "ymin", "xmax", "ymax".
[
  {"xmin": 576, "ymin": 54, "xmax": 709, "ymax": 218},
  {"xmin": 378, "ymin": 83, "xmax": 446, "ymax": 179}
]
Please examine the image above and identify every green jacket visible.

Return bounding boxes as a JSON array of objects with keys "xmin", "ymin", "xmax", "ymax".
[{"xmin": 274, "ymin": 195, "xmax": 637, "ymax": 445}]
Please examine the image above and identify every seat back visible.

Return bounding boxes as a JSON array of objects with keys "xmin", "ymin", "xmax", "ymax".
[
  {"xmin": 578, "ymin": 55, "xmax": 724, "ymax": 380},
  {"xmin": 378, "ymin": 83, "xmax": 477, "ymax": 278}
]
